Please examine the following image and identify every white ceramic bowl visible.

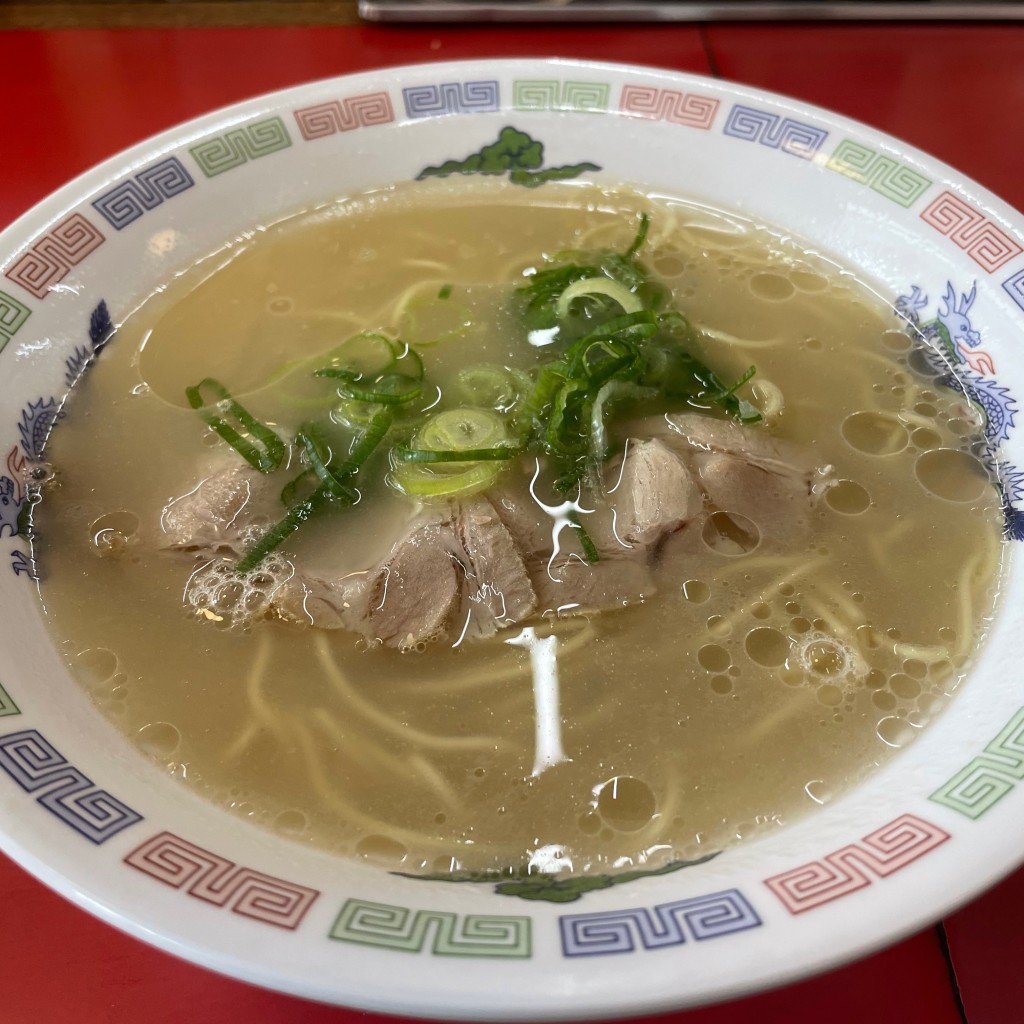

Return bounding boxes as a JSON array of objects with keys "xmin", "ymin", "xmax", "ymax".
[{"xmin": 1, "ymin": 59, "xmax": 1023, "ymax": 1019}]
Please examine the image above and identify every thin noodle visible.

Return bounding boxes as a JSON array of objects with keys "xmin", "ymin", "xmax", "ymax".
[{"xmin": 314, "ymin": 634, "xmax": 504, "ymax": 750}]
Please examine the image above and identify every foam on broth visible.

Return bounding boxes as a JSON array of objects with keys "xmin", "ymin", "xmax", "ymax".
[{"xmin": 32, "ymin": 182, "xmax": 1004, "ymax": 875}]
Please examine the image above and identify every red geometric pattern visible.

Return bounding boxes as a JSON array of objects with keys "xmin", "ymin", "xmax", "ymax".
[
  {"xmin": 920, "ymin": 191, "xmax": 1023, "ymax": 273},
  {"xmin": 293, "ymin": 91, "xmax": 395, "ymax": 141},
  {"xmin": 4, "ymin": 213, "xmax": 105, "ymax": 301},
  {"xmin": 619, "ymin": 84, "xmax": 719, "ymax": 130},
  {"xmin": 763, "ymin": 814, "xmax": 950, "ymax": 914},
  {"xmin": 124, "ymin": 831, "xmax": 319, "ymax": 930}
]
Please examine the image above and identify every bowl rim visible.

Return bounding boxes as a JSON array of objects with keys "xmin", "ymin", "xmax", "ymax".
[{"xmin": 1, "ymin": 55, "xmax": 1022, "ymax": 1019}]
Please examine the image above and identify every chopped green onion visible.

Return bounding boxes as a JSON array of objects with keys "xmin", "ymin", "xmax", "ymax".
[
  {"xmin": 438, "ymin": 284, "xmax": 453, "ymax": 300},
  {"xmin": 624, "ymin": 212, "xmax": 650, "ymax": 258},
  {"xmin": 313, "ymin": 332, "xmax": 400, "ymax": 380},
  {"xmin": 567, "ymin": 509, "xmax": 600, "ymax": 564},
  {"xmin": 391, "ymin": 461, "xmax": 502, "ymax": 500},
  {"xmin": 185, "ymin": 378, "xmax": 285, "ymax": 473},
  {"xmin": 236, "ymin": 484, "xmax": 356, "ymax": 574},
  {"xmin": 336, "ymin": 372, "xmax": 423, "ymax": 406},
  {"xmin": 555, "ymin": 277, "xmax": 644, "ymax": 321},
  {"xmin": 416, "ymin": 408, "xmax": 509, "ymax": 452},
  {"xmin": 456, "ymin": 364, "xmax": 530, "ymax": 412},
  {"xmin": 393, "ymin": 445, "xmax": 520, "ymax": 464}
]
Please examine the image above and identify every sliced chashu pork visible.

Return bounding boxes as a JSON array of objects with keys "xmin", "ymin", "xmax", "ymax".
[{"xmin": 159, "ymin": 414, "xmax": 825, "ymax": 648}]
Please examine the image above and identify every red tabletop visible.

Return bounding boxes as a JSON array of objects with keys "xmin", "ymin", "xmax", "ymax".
[{"xmin": 2, "ymin": 20, "xmax": 1023, "ymax": 1023}]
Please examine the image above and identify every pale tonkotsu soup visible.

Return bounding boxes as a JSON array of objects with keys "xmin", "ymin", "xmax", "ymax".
[{"xmin": 33, "ymin": 181, "xmax": 1003, "ymax": 878}]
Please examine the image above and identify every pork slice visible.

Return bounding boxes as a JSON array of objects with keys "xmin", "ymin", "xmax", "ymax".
[
  {"xmin": 159, "ymin": 462, "xmax": 273, "ymax": 556},
  {"xmin": 660, "ymin": 412, "xmax": 797, "ymax": 471},
  {"xmin": 607, "ymin": 437, "xmax": 703, "ymax": 547},
  {"xmin": 272, "ymin": 572, "xmax": 368, "ymax": 631},
  {"xmin": 534, "ymin": 554, "xmax": 657, "ymax": 616},
  {"xmin": 695, "ymin": 452, "xmax": 813, "ymax": 534},
  {"xmin": 359, "ymin": 517, "xmax": 464, "ymax": 650},
  {"xmin": 454, "ymin": 498, "xmax": 537, "ymax": 642}
]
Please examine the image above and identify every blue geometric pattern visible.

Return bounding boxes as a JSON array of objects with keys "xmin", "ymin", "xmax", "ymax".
[
  {"xmin": 91, "ymin": 157, "xmax": 195, "ymax": 230},
  {"xmin": 402, "ymin": 80, "xmax": 500, "ymax": 119},
  {"xmin": 0, "ymin": 729, "xmax": 142, "ymax": 843},
  {"xmin": 723, "ymin": 104, "xmax": 828, "ymax": 160},
  {"xmin": 560, "ymin": 888, "xmax": 761, "ymax": 957},
  {"xmin": 1003, "ymin": 268, "xmax": 1024, "ymax": 314}
]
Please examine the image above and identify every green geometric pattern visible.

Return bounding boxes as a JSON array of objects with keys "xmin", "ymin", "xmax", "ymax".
[
  {"xmin": 931, "ymin": 706, "xmax": 1024, "ymax": 819},
  {"xmin": 825, "ymin": 138, "xmax": 932, "ymax": 208},
  {"xmin": 512, "ymin": 79, "xmax": 609, "ymax": 113},
  {"xmin": 0, "ymin": 289, "xmax": 31, "ymax": 356},
  {"xmin": 329, "ymin": 898, "xmax": 531, "ymax": 958},
  {"xmin": 0, "ymin": 680, "xmax": 20, "ymax": 717},
  {"xmin": 189, "ymin": 116, "xmax": 292, "ymax": 178}
]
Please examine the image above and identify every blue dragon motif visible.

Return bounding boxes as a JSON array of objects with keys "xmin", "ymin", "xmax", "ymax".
[
  {"xmin": 897, "ymin": 281, "xmax": 1022, "ymax": 539},
  {"xmin": 6, "ymin": 299, "xmax": 114, "ymax": 575},
  {"xmin": 18, "ymin": 397, "xmax": 62, "ymax": 462}
]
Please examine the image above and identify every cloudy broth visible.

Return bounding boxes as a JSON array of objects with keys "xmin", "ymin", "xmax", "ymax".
[{"xmin": 33, "ymin": 182, "xmax": 1004, "ymax": 876}]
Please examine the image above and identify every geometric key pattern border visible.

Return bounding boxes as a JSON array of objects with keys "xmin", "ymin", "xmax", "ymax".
[
  {"xmin": 920, "ymin": 190, "xmax": 1023, "ymax": 273},
  {"xmin": 825, "ymin": 138, "xmax": 932, "ymax": 208},
  {"xmin": 0, "ymin": 680, "xmax": 19, "ymax": 717},
  {"xmin": 3, "ymin": 212, "xmax": 105, "ymax": 301},
  {"xmin": 124, "ymin": 830, "xmax": 319, "ymax": 930},
  {"xmin": 560, "ymin": 888, "xmax": 762, "ymax": 957},
  {"xmin": 0, "ymin": 728, "xmax": 142, "ymax": 844},
  {"xmin": 91, "ymin": 156, "xmax": 195, "ymax": 231},
  {"xmin": 189, "ymin": 116, "xmax": 292, "ymax": 178},
  {"xmin": 764, "ymin": 813, "xmax": 950, "ymax": 914},
  {"xmin": 330, "ymin": 898, "xmax": 531, "ymax": 958},
  {"xmin": 931, "ymin": 706, "xmax": 1024, "ymax": 819}
]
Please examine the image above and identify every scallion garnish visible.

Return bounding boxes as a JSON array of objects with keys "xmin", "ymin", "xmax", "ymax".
[
  {"xmin": 188, "ymin": 213, "xmax": 763, "ymax": 576},
  {"xmin": 185, "ymin": 378, "xmax": 286, "ymax": 473}
]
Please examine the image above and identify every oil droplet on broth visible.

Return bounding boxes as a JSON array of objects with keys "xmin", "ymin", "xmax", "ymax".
[
  {"xmin": 825, "ymin": 480, "xmax": 871, "ymax": 515},
  {"xmin": 744, "ymin": 627, "xmax": 790, "ymax": 668},
  {"xmin": 914, "ymin": 448, "xmax": 990, "ymax": 502},
  {"xmin": 596, "ymin": 776, "xmax": 657, "ymax": 832},
  {"xmin": 75, "ymin": 648, "xmax": 119, "ymax": 689},
  {"xmin": 135, "ymin": 721, "xmax": 181, "ymax": 758},
  {"xmin": 841, "ymin": 411, "xmax": 909, "ymax": 455},
  {"xmin": 355, "ymin": 834, "xmax": 408, "ymax": 864},
  {"xmin": 697, "ymin": 643, "xmax": 731, "ymax": 672},
  {"xmin": 702, "ymin": 511, "xmax": 760, "ymax": 555},
  {"xmin": 682, "ymin": 579, "xmax": 710, "ymax": 603}
]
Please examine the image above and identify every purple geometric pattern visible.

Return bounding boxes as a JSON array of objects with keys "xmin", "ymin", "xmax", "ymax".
[
  {"xmin": 3, "ymin": 213, "xmax": 105, "ymax": 301},
  {"xmin": 293, "ymin": 91, "xmax": 395, "ymax": 140},
  {"xmin": 1003, "ymin": 268, "xmax": 1024, "ymax": 313},
  {"xmin": 0, "ymin": 729, "xmax": 142, "ymax": 844},
  {"xmin": 559, "ymin": 889, "xmax": 761, "ymax": 957},
  {"xmin": 402, "ymin": 80, "xmax": 499, "ymax": 119},
  {"xmin": 91, "ymin": 157, "xmax": 194, "ymax": 230},
  {"xmin": 723, "ymin": 104, "xmax": 828, "ymax": 160}
]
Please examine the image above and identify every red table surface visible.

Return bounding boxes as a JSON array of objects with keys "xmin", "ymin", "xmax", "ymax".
[{"xmin": 2, "ymin": 20, "xmax": 1023, "ymax": 1024}]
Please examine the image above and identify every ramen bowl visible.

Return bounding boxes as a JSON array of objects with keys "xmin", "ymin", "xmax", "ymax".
[{"xmin": 1, "ymin": 59, "xmax": 1023, "ymax": 1018}]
